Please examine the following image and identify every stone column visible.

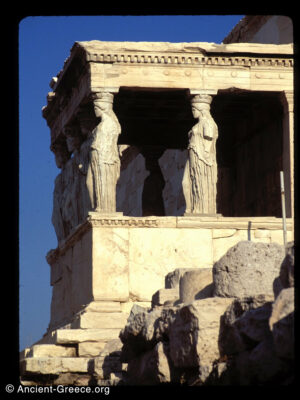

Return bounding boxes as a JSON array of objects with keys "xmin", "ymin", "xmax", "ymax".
[
  {"xmin": 183, "ymin": 90, "xmax": 219, "ymax": 215},
  {"xmin": 280, "ymin": 90, "xmax": 294, "ymax": 219}
]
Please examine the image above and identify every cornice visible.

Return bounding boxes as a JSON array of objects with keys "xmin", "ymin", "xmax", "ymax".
[{"xmin": 83, "ymin": 51, "xmax": 293, "ymax": 68}]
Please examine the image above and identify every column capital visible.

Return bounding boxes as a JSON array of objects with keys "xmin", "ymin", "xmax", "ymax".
[
  {"xmin": 189, "ymin": 89, "xmax": 218, "ymax": 96},
  {"xmin": 90, "ymin": 86, "xmax": 120, "ymax": 95},
  {"xmin": 89, "ymin": 87, "xmax": 119, "ymax": 106}
]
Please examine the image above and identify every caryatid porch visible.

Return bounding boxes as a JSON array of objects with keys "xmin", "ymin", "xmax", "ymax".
[{"xmin": 42, "ymin": 41, "xmax": 294, "ymax": 331}]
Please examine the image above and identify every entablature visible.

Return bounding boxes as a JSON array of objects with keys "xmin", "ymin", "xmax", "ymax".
[{"xmin": 42, "ymin": 41, "xmax": 293, "ymax": 148}]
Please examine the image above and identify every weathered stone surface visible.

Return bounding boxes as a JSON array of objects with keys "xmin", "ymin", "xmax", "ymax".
[
  {"xmin": 76, "ymin": 40, "xmax": 293, "ymax": 56},
  {"xmin": 20, "ymin": 357, "xmax": 92, "ymax": 375},
  {"xmin": 55, "ymin": 328, "xmax": 121, "ymax": 344},
  {"xmin": 179, "ymin": 268, "xmax": 213, "ymax": 303},
  {"xmin": 269, "ymin": 287, "xmax": 294, "ymax": 360},
  {"xmin": 71, "ymin": 311, "xmax": 128, "ymax": 329},
  {"xmin": 125, "ymin": 342, "xmax": 171, "ymax": 385},
  {"xmin": 78, "ymin": 341, "xmax": 107, "ymax": 357},
  {"xmin": 128, "ymin": 228, "xmax": 213, "ymax": 301},
  {"xmin": 84, "ymin": 301, "xmax": 122, "ymax": 313},
  {"xmin": 92, "ymin": 227, "xmax": 129, "ymax": 302},
  {"xmin": 219, "ymin": 295, "xmax": 274, "ymax": 356},
  {"xmin": 27, "ymin": 344, "xmax": 76, "ymax": 358},
  {"xmin": 168, "ymin": 297, "xmax": 233, "ymax": 382},
  {"xmin": 213, "ymin": 241, "xmax": 285, "ymax": 298}
]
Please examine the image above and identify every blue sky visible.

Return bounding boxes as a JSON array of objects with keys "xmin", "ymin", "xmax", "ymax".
[{"xmin": 19, "ymin": 14, "xmax": 244, "ymax": 351}]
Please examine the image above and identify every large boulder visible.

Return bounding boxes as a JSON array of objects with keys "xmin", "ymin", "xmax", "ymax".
[{"xmin": 213, "ymin": 241, "xmax": 285, "ymax": 298}]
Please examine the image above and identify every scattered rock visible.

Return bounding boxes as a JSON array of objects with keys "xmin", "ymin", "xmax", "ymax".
[
  {"xmin": 126, "ymin": 342, "xmax": 171, "ymax": 385},
  {"xmin": 269, "ymin": 287, "xmax": 294, "ymax": 360},
  {"xmin": 119, "ymin": 240, "xmax": 294, "ymax": 386},
  {"xmin": 247, "ymin": 339, "xmax": 290, "ymax": 384},
  {"xmin": 219, "ymin": 295, "xmax": 274, "ymax": 356},
  {"xmin": 168, "ymin": 297, "xmax": 233, "ymax": 382}
]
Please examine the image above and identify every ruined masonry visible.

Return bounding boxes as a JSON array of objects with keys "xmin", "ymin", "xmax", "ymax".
[{"xmin": 20, "ymin": 40, "xmax": 294, "ymax": 385}]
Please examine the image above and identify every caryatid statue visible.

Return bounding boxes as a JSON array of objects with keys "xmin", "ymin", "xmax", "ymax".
[
  {"xmin": 84, "ymin": 92, "xmax": 122, "ymax": 213},
  {"xmin": 183, "ymin": 94, "xmax": 218, "ymax": 214},
  {"xmin": 51, "ymin": 141, "xmax": 70, "ymax": 242}
]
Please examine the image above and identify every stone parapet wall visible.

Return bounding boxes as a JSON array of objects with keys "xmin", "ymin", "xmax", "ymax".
[{"xmin": 46, "ymin": 214, "xmax": 293, "ymax": 332}]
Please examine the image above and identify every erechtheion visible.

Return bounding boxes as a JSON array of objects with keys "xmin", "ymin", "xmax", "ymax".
[{"xmin": 20, "ymin": 39, "xmax": 294, "ymax": 385}]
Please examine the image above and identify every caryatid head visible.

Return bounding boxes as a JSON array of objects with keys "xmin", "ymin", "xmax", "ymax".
[
  {"xmin": 92, "ymin": 92, "xmax": 114, "ymax": 118},
  {"xmin": 77, "ymin": 109, "xmax": 95, "ymax": 138},
  {"xmin": 63, "ymin": 126, "xmax": 82, "ymax": 153},
  {"xmin": 191, "ymin": 94, "xmax": 212, "ymax": 118},
  {"xmin": 51, "ymin": 141, "xmax": 70, "ymax": 169}
]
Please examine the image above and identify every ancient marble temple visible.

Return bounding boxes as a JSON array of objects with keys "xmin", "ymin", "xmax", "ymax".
[{"xmin": 20, "ymin": 41, "xmax": 294, "ymax": 385}]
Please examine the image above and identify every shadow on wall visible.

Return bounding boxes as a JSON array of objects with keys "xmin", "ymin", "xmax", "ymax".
[{"xmin": 116, "ymin": 146, "xmax": 187, "ymax": 217}]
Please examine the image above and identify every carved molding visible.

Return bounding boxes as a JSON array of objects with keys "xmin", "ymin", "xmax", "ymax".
[
  {"xmin": 46, "ymin": 215, "xmax": 294, "ymax": 266},
  {"xmin": 89, "ymin": 218, "xmax": 159, "ymax": 227},
  {"xmin": 85, "ymin": 52, "xmax": 294, "ymax": 68}
]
